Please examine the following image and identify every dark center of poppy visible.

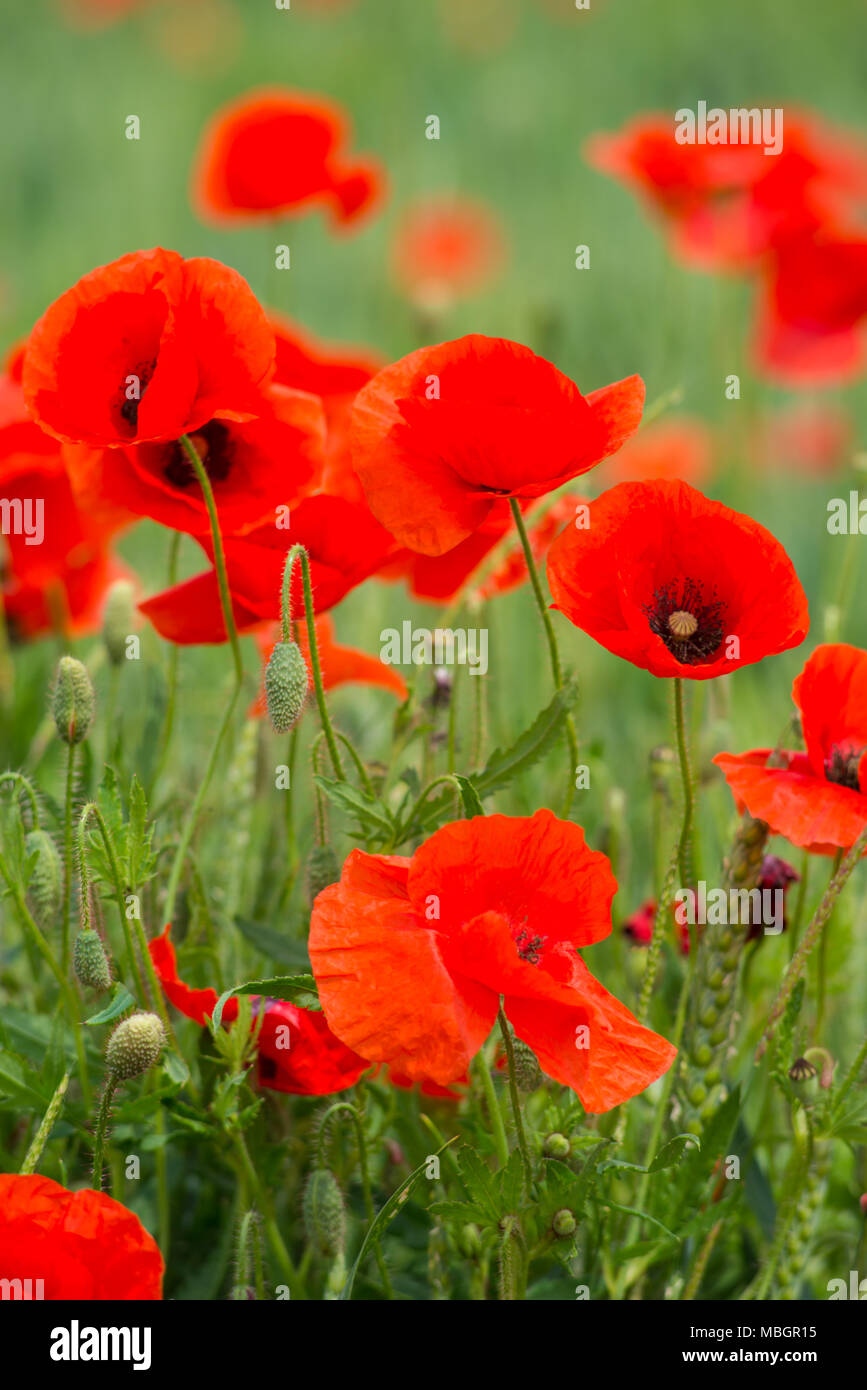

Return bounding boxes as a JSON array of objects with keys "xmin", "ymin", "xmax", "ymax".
[
  {"xmin": 119, "ymin": 359, "xmax": 157, "ymax": 431},
  {"xmin": 162, "ymin": 423, "xmax": 235, "ymax": 489},
  {"xmin": 513, "ymin": 924, "xmax": 545, "ymax": 965},
  {"xmin": 644, "ymin": 579, "xmax": 725, "ymax": 665},
  {"xmin": 824, "ymin": 744, "xmax": 863, "ymax": 792}
]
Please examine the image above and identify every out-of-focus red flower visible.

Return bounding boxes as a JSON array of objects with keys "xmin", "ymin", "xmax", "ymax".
[
  {"xmin": 751, "ymin": 401, "xmax": 853, "ymax": 476},
  {"xmin": 0, "ymin": 1174, "xmax": 163, "ymax": 1299},
  {"xmin": 715, "ymin": 643, "xmax": 867, "ymax": 854},
  {"xmin": 623, "ymin": 899, "xmax": 690, "ymax": 955},
  {"xmin": 547, "ymin": 479, "xmax": 809, "ymax": 680},
  {"xmin": 586, "ymin": 111, "xmax": 867, "ymax": 274},
  {"xmin": 351, "ymin": 334, "xmax": 644, "ymax": 555},
  {"xmin": 600, "ymin": 417, "xmax": 713, "ymax": 488},
  {"xmin": 140, "ymin": 492, "xmax": 396, "ymax": 644},
  {"xmin": 754, "ymin": 234, "xmax": 867, "ymax": 385},
  {"xmin": 63, "ymin": 383, "xmax": 326, "ymax": 538},
  {"xmin": 251, "ymin": 613, "xmax": 407, "ymax": 718},
  {"xmin": 309, "ymin": 810, "xmax": 676, "ymax": 1112},
  {"xmin": 22, "ymin": 249, "xmax": 275, "ymax": 449},
  {"xmin": 59, "ymin": 0, "xmax": 154, "ymax": 27},
  {"xmin": 390, "ymin": 195, "xmax": 508, "ymax": 312},
  {"xmin": 150, "ymin": 925, "xmax": 367, "ymax": 1095},
  {"xmin": 192, "ymin": 88, "xmax": 384, "ymax": 230}
]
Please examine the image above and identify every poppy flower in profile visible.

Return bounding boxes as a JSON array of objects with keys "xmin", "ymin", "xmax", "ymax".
[
  {"xmin": 600, "ymin": 417, "xmax": 713, "ymax": 488},
  {"xmin": 547, "ymin": 479, "xmax": 809, "ymax": 680},
  {"xmin": 309, "ymin": 810, "xmax": 676, "ymax": 1112},
  {"xmin": 251, "ymin": 613, "xmax": 407, "ymax": 718},
  {"xmin": 192, "ymin": 88, "xmax": 384, "ymax": 230},
  {"xmin": 0, "ymin": 1174, "xmax": 163, "ymax": 1299},
  {"xmin": 753, "ymin": 234, "xmax": 867, "ymax": 385},
  {"xmin": 714, "ymin": 644, "xmax": 867, "ymax": 854},
  {"xmin": 150, "ymin": 925, "xmax": 367, "ymax": 1095},
  {"xmin": 351, "ymin": 334, "xmax": 644, "ymax": 556},
  {"xmin": 63, "ymin": 382, "xmax": 326, "ymax": 538},
  {"xmin": 390, "ymin": 195, "xmax": 507, "ymax": 313},
  {"xmin": 140, "ymin": 492, "xmax": 396, "ymax": 644},
  {"xmin": 22, "ymin": 248, "xmax": 275, "ymax": 449}
]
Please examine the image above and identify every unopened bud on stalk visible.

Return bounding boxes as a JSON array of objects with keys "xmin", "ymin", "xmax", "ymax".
[
  {"xmin": 512, "ymin": 1036, "xmax": 542, "ymax": 1092},
  {"xmin": 543, "ymin": 1132, "xmax": 571, "ymax": 1159},
  {"xmin": 105, "ymin": 1012, "xmax": 165, "ymax": 1080},
  {"xmin": 73, "ymin": 929, "xmax": 112, "ymax": 992},
  {"xmin": 306, "ymin": 843, "xmax": 339, "ymax": 905},
  {"xmin": 24, "ymin": 829, "xmax": 61, "ymax": 927},
  {"xmin": 264, "ymin": 640, "xmax": 309, "ymax": 734},
  {"xmin": 302, "ymin": 1167, "xmax": 345, "ymax": 1258},
  {"xmin": 102, "ymin": 580, "xmax": 136, "ymax": 666},
  {"xmin": 52, "ymin": 657, "xmax": 95, "ymax": 745}
]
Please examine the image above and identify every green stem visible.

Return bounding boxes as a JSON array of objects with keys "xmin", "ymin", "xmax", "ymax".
[
  {"xmin": 473, "ymin": 1047, "xmax": 509, "ymax": 1170},
  {"xmin": 233, "ymin": 1132, "xmax": 302, "ymax": 1298},
  {"xmin": 672, "ymin": 677, "xmax": 695, "ymax": 886},
  {"xmin": 20, "ymin": 1073, "xmax": 69, "ymax": 1174},
  {"xmin": 150, "ymin": 531, "xmax": 182, "ymax": 795},
  {"xmin": 280, "ymin": 546, "xmax": 344, "ymax": 779},
  {"xmin": 92, "ymin": 1076, "xmax": 118, "ymax": 1189},
  {"xmin": 77, "ymin": 802, "xmax": 147, "ymax": 1001},
  {"xmin": 62, "ymin": 741, "xmax": 75, "ymax": 972},
  {"xmin": 835, "ymin": 1030, "xmax": 867, "ymax": 1112},
  {"xmin": 0, "ymin": 771, "xmax": 41, "ymax": 827},
  {"xmin": 179, "ymin": 434, "xmax": 242, "ymax": 683},
  {"xmin": 497, "ymin": 1006, "xmax": 534, "ymax": 1194}
]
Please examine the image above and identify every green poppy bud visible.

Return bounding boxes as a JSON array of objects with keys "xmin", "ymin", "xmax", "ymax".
[
  {"xmin": 303, "ymin": 1167, "xmax": 345, "ymax": 1258},
  {"xmin": 52, "ymin": 656, "xmax": 95, "ymax": 745},
  {"xmin": 24, "ymin": 829, "xmax": 62, "ymax": 927},
  {"xmin": 552, "ymin": 1208, "xmax": 577, "ymax": 1238},
  {"xmin": 105, "ymin": 1012, "xmax": 165, "ymax": 1081},
  {"xmin": 102, "ymin": 580, "xmax": 136, "ymax": 667},
  {"xmin": 264, "ymin": 640, "xmax": 309, "ymax": 734},
  {"xmin": 543, "ymin": 1132, "xmax": 571, "ymax": 1159},
  {"xmin": 73, "ymin": 929, "xmax": 112, "ymax": 992},
  {"xmin": 512, "ymin": 1036, "xmax": 542, "ymax": 1092}
]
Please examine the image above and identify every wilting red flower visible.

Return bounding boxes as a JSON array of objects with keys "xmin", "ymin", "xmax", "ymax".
[
  {"xmin": 547, "ymin": 480, "xmax": 809, "ymax": 680},
  {"xmin": 601, "ymin": 417, "xmax": 713, "ymax": 488},
  {"xmin": 22, "ymin": 248, "xmax": 275, "ymax": 449},
  {"xmin": 309, "ymin": 810, "xmax": 676, "ymax": 1112},
  {"xmin": 192, "ymin": 88, "xmax": 384, "ymax": 229},
  {"xmin": 390, "ymin": 195, "xmax": 507, "ymax": 312},
  {"xmin": 140, "ymin": 492, "xmax": 395, "ymax": 644},
  {"xmin": 715, "ymin": 644, "xmax": 867, "ymax": 853},
  {"xmin": 150, "ymin": 925, "xmax": 366, "ymax": 1095},
  {"xmin": 754, "ymin": 234, "xmax": 867, "ymax": 385},
  {"xmin": 351, "ymin": 335, "xmax": 644, "ymax": 556},
  {"xmin": 0, "ymin": 1174, "xmax": 163, "ymax": 1299},
  {"xmin": 251, "ymin": 614, "xmax": 407, "ymax": 717},
  {"xmin": 751, "ymin": 401, "xmax": 853, "ymax": 477},
  {"xmin": 63, "ymin": 382, "xmax": 325, "ymax": 538},
  {"xmin": 585, "ymin": 111, "xmax": 867, "ymax": 274}
]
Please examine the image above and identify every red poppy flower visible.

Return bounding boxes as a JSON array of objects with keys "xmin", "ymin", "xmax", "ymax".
[
  {"xmin": 714, "ymin": 644, "xmax": 867, "ymax": 854},
  {"xmin": 0, "ymin": 1174, "xmax": 163, "ymax": 1300},
  {"xmin": 351, "ymin": 334, "xmax": 644, "ymax": 556},
  {"xmin": 22, "ymin": 248, "xmax": 275, "ymax": 449},
  {"xmin": 390, "ymin": 195, "xmax": 507, "ymax": 312},
  {"xmin": 547, "ymin": 480, "xmax": 809, "ymax": 680},
  {"xmin": 251, "ymin": 614, "xmax": 407, "ymax": 719},
  {"xmin": 309, "ymin": 810, "xmax": 676, "ymax": 1112},
  {"xmin": 623, "ymin": 899, "xmax": 690, "ymax": 955},
  {"xmin": 140, "ymin": 492, "xmax": 396, "ymax": 644},
  {"xmin": 585, "ymin": 111, "xmax": 867, "ymax": 274},
  {"xmin": 600, "ymin": 417, "xmax": 713, "ymax": 488},
  {"xmin": 63, "ymin": 382, "xmax": 325, "ymax": 538},
  {"xmin": 753, "ymin": 234, "xmax": 867, "ymax": 385},
  {"xmin": 149, "ymin": 925, "xmax": 366, "ymax": 1095},
  {"xmin": 192, "ymin": 88, "xmax": 384, "ymax": 229}
]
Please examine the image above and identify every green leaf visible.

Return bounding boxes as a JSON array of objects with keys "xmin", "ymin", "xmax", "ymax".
[
  {"xmin": 314, "ymin": 777, "xmax": 394, "ymax": 834},
  {"xmin": 648, "ymin": 1133, "xmax": 700, "ymax": 1173},
  {"xmin": 84, "ymin": 984, "xmax": 135, "ymax": 1026},
  {"xmin": 211, "ymin": 974, "xmax": 321, "ymax": 1031},
  {"xmin": 0, "ymin": 1051, "xmax": 51, "ymax": 1110},
  {"xmin": 452, "ymin": 775, "xmax": 485, "ymax": 819},
  {"xmin": 429, "ymin": 1199, "xmax": 488, "ymax": 1225},
  {"xmin": 498, "ymin": 1148, "xmax": 525, "ymax": 1214},
  {"xmin": 163, "ymin": 1051, "xmax": 190, "ymax": 1087},
  {"xmin": 232, "ymin": 918, "xmax": 311, "ymax": 969},
  {"xmin": 457, "ymin": 1144, "xmax": 501, "ymax": 1222}
]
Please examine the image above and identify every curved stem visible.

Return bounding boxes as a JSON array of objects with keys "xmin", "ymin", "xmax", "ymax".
[
  {"xmin": 0, "ymin": 771, "xmax": 41, "ymax": 827},
  {"xmin": 179, "ymin": 435, "xmax": 242, "ymax": 683},
  {"xmin": 280, "ymin": 546, "xmax": 344, "ymax": 779},
  {"xmin": 91, "ymin": 1076, "xmax": 118, "ymax": 1189},
  {"xmin": 497, "ymin": 1006, "xmax": 533, "ymax": 1195}
]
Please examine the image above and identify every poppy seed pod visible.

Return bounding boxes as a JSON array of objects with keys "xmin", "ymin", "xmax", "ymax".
[
  {"xmin": 52, "ymin": 656, "xmax": 95, "ymax": 745},
  {"xmin": 302, "ymin": 1167, "xmax": 345, "ymax": 1258},
  {"xmin": 511, "ymin": 1036, "xmax": 542, "ymax": 1093},
  {"xmin": 73, "ymin": 929, "xmax": 112, "ymax": 993},
  {"xmin": 106, "ymin": 1013, "xmax": 165, "ymax": 1081},
  {"xmin": 264, "ymin": 639, "xmax": 309, "ymax": 734},
  {"xmin": 102, "ymin": 580, "xmax": 136, "ymax": 667},
  {"xmin": 24, "ymin": 829, "xmax": 62, "ymax": 928}
]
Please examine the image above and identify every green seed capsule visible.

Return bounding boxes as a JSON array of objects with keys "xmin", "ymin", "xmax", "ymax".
[
  {"xmin": 52, "ymin": 656, "xmax": 95, "ymax": 745},
  {"xmin": 264, "ymin": 640, "xmax": 309, "ymax": 734},
  {"xmin": 102, "ymin": 580, "xmax": 136, "ymax": 667},
  {"xmin": 73, "ymin": 929, "xmax": 112, "ymax": 992},
  {"xmin": 24, "ymin": 829, "xmax": 61, "ymax": 927},
  {"xmin": 306, "ymin": 843, "xmax": 339, "ymax": 904},
  {"xmin": 303, "ymin": 1168, "xmax": 345, "ymax": 1258},
  {"xmin": 105, "ymin": 1013, "xmax": 165, "ymax": 1080}
]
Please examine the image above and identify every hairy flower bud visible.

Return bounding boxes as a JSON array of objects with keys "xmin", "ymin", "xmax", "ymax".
[
  {"xmin": 106, "ymin": 1012, "xmax": 165, "ymax": 1080},
  {"xmin": 543, "ymin": 1132, "xmax": 571, "ymax": 1159},
  {"xmin": 303, "ymin": 1167, "xmax": 345, "ymax": 1258},
  {"xmin": 264, "ymin": 640, "xmax": 309, "ymax": 734},
  {"xmin": 306, "ymin": 843, "xmax": 339, "ymax": 905},
  {"xmin": 552, "ymin": 1208, "xmax": 577, "ymax": 1238},
  {"xmin": 73, "ymin": 929, "xmax": 112, "ymax": 992},
  {"xmin": 52, "ymin": 656, "xmax": 95, "ymax": 745},
  {"xmin": 102, "ymin": 580, "xmax": 136, "ymax": 667},
  {"xmin": 24, "ymin": 829, "xmax": 62, "ymax": 927},
  {"xmin": 512, "ymin": 1036, "xmax": 542, "ymax": 1092}
]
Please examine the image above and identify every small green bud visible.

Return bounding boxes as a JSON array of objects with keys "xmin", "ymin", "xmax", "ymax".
[
  {"xmin": 303, "ymin": 1168, "xmax": 345, "ymax": 1258},
  {"xmin": 552, "ymin": 1208, "xmax": 577, "ymax": 1238},
  {"xmin": 73, "ymin": 929, "xmax": 112, "ymax": 992},
  {"xmin": 24, "ymin": 829, "xmax": 62, "ymax": 927},
  {"xmin": 102, "ymin": 580, "xmax": 136, "ymax": 666},
  {"xmin": 543, "ymin": 1132, "xmax": 571, "ymax": 1159},
  {"xmin": 458, "ymin": 1222, "xmax": 483, "ymax": 1260},
  {"xmin": 512, "ymin": 1036, "xmax": 543, "ymax": 1092},
  {"xmin": 52, "ymin": 656, "xmax": 95, "ymax": 745},
  {"xmin": 264, "ymin": 640, "xmax": 309, "ymax": 734},
  {"xmin": 105, "ymin": 1012, "xmax": 165, "ymax": 1080},
  {"xmin": 306, "ymin": 843, "xmax": 339, "ymax": 905},
  {"xmin": 688, "ymin": 1082, "xmax": 708, "ymax": 1106}
]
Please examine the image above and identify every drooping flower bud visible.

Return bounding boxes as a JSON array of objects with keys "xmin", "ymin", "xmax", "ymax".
[
  {"xmin": 24, "ymin": 829, "xmax": 62, "ymax": 927},
  {"xmin": 105, "ymin": 1012, "xmax": 165, "ymax": 1080},
  {"xmin": 102, "ymin": 580, "xmax": 136, "ymax": 667},
  {"xmin": 52, "ymin": 656, "xmax": 95, "ymax": 745},
  {"xmin": 306, "ymin": 843, "xmax": 339, "ymax": 905},
  {"xmin": 264, "ymin": 640, "xmax": 309, "ymax": 734},
  {"xmin": 303, "ymin": 1167, "xmax": 346, "ymax": 1258},
  {"xmin": 73, "ymin": 929, "xmax": 112, "ymax": 992},
  {"xmin": 512, "ymin": 1036, "xmax": 542, "ymax": 1092}
]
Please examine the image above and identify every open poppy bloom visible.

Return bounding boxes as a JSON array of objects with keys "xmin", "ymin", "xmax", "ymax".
[
  {"xmin": 351, "ymin": 334, "xmax": 644, "ymax": 556},
  {"xmin": 22, "ymin": 248, "xmax": 275, "ymax": 449},
  {"xmin": 192, "ymin": 88, "xmax": 384, "ymax": 229},
  {"xmin": 753, "ymin": 233, "xmax": 867, "ymax": 385},
  {"xmin": 390, "ymin": 194, "xmax": 507, "ymax": 313},
  {"xmin": 150, "ymin": 925, "xmax": 367, "ymax": 1095},
  {"xmin": 715, "ymin": 644, "xmax": 867, "ymax": 854},
  {"xmin": 63, "ymin": 382, "xmax": 326, "ymax": 538},
  {"xmin": 547, "ymin": 479, "xmax": 809, "ymax": 680},
  {"xmin": 309, "ymin": 810, "xmax": 676, "ymax": 1112},
  {"xmin": 140, "ymin": 492, "xmax": 396, "ymax": 644},
  {"xmin": 251, "ymin": 614, "xmax": 407, "ymax": 719},
  {"xmin": 0, "ymin": 1174, "xmax": 163, "ymax": 1299}
]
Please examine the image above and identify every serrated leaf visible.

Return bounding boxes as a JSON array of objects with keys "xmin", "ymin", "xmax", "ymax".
[
  {"xmin": 314, "ymin": 776, "xmax": 394, "ymax": 834},
  {"xmin": 84, "ymin": 984, "xmax": 135, "ymax": 1026},
  {"xmin": 0, "ymin": 1051, "xmax": 51, "ymax": 1109},
  {"xmin": 211, "ymin": 974, "xmax": 320, "ymax": 1031},
  {"xmin": 452, "ymin": 775, "xmax": 485, "ymax": 819},
  {"xmin": 648, "ymin": 1133, "xmax": 700, "ymax": 1173},
  {"xmin": 232, "ymin": 918, "xmax": 311, "ymax": 969},
  {"xmin": 429, "ymin": 1199, "xmax": 488, "ymax": 1226},
  {"xmin": 498, "ymin": 1148, "xmax": 525, "ymax": 1213},
  {"xmin": 457, "ymin": 1144, "xmax": 502, "ymax": 1222}
]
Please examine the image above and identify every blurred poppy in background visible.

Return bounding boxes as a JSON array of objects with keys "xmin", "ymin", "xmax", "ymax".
[{"xmin": 390, "ymin": 194, "xmax": 508, "ymax": 314}]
